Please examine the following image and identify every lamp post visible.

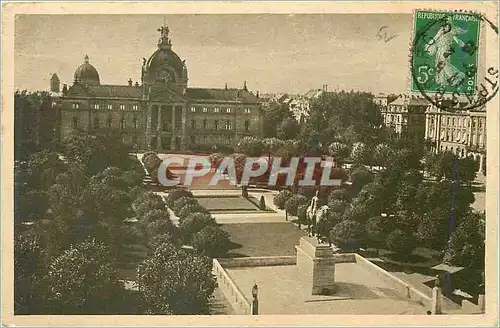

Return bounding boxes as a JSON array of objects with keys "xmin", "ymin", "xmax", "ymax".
[{"xmin": 251, "ymin": 283, "xmax": 259, "ymax": 315}]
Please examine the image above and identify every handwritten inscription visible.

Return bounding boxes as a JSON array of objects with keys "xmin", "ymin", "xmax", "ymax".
[{"xmin": 376, "ymin": 26, "xmax": 398, "ymax": 43}]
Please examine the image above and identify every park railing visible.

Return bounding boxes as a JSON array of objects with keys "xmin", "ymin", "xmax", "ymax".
[{"xmin": 212, "ymin": 259, "xmax": 251, "ymax": 315}]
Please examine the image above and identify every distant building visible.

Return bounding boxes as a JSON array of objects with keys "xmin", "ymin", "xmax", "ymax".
[
  {"xmin": 52, "ymin": 23, "xmax": 263, "ymax": 151},
  {"xmin": 425, "ymin": 103, "xmax": 486, "ymax": 172},
  {"xmin": 381, "ymin": 95, "xmax": 428, "ymax": 140},
  {"xmin": 373, "ymin": 93, "xmax": 388, "ymax": 107}
]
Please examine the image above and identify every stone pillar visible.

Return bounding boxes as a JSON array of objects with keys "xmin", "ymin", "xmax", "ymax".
[
  {"xmin": 157, "ymin": 106, "xmax": 163, "ymax": 132},
  {"xmin": 171, "ymin": 105, "xmax": 176, "ymax": 150},
  {"xmin": 295, "ymin": 236, "xmax": 336, "ymax": 295},
  {"xmin": 431, "ymin": 286, "xmax": 442, "ymax": 314},
  {"xmin": 478, "ymin": 294, "xmax": 485, "ymax": 313},
  {"xmin": 146, "ymin": 105, "xmax": 152, "ymax": 132},
  {"xmin": 478, "ymin": 154, "xmax": 484, "ymax": 173},
  {"xmin": 475, "ymin": 117, "xmax": 479, "ymax": 146},
  {"xmin": 181, "ymin": 106, "xmax": 187, "ymax": 150}
]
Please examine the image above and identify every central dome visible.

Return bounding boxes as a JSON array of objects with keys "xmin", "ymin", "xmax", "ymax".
[
  {"xmin": 146, "ymin": 48, "xmax": 184, "ymax": 80},
  {"xmin": 74, "ymin": 55, "xmax": 100, "ymax": 85}
]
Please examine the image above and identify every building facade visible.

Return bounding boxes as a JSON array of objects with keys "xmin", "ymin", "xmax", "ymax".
[
  {"xmin": 54, "ymin": 24, "xmax": 264, "ymax": 151},
  {"xmin": 425, "ymin": 104, "xmax": 486, "ymax": 171},
  {"xmin": 380, "ymin": 95, "xmax": 428, "ymax": 140}
]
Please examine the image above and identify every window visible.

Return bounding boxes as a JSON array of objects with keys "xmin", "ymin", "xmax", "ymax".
[
  {"xmin": 133, "ymin": 117, "xmax": 138, "ymax": 129},
  {"xmin": 203, "ymin": 107, "xmax": 208, "ymax": 113},
  {"xmin": 132, "ymin": 105, "xmax": 139, "ymax": 111},
  {"xmin": 214, "ymin": 107, "xmax": 220, "ymax": 113},
  {"xmin": 93, "ymin": 104, "xmax": 100, "ymax": 110},
  {"xmin": 72, "ymin": 103, "xmax": 79, "ymax": 109},
  {"xmin": 107, "ymin": 104, "xmax": 113, "ymax": 110},
  {"xmin": 191, "ymin": 107, "xmax": 196, "ymax": 112},
  {"xmin": 202, "ymin": 119, "xmax": 207, "ymax": 129},
  {"xmin": 452, "ymin": 117, "xmax": 455, "ymax": 125},
  {"xmin": 203, "ymin": 136, "xmax": 208, "ymax": 144},
  {"xmin": 225, "ymin": 121, "xmax": 232, "ymax": 130},
  {"xmin": 191, "ymin": 120, "xmax": 196, "ymax": 129},
  {"xmin": 72, "ymin": 117, "xmax": 79, "ymax": 129},
  {"xmin": 226, "ymin": 108, "xmax": 232, "ymax": 113},
  {"xmin": 93, "ymin": 117, "xmax": 99, "ymax": 128},
  {"xmin": 397, "ymin": 116, "xmax": 400, "ymax": 123},
  {"xmin": 227, "ymin": 136, "xmax": 232, "ymax": 145},
  {"xmin": 107, "ymin": 116, "xmax": 112, "ymax": 128},
  {"xmin": 447, "ymin": 117, "xmax": 450, "ymax": 125},
  {"xmin": 119, "ymin": 104, "xmax": 125, "ymax": 110},
  {"xmin": 245, "ymin": 108, "xmax": 251, "ymax": 114},
  {"xmin": 244, "ymin": 120, "xmax": 250, "ymax": 131},
  {"xmin": 190, "ymin": 136, "xmax": 196, "ymax": 144},
  {"xmin": 214, "ymin": 120, "xmax": 219, "ymax": 130},
  {"xmin": 120, "ymin": 118, "xmax": 125, "ymax": 129},
  {"xmin": 479, "ymin": 120, "xmax": 482, "ymax": 128}
]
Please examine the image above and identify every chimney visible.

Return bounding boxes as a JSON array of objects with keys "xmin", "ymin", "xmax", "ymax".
[
  {"xmin": 244, "ymin": 81, "xmax": 248, "ymax": 91},
  {"xmin": 128, "ymin": 78, "xmax": 133, "ymax": 86},
  {"xmin": 325, "ymin": 84, "xmax": 328, "ymax": 92},
  {"xmin": 256, "ymin": 91, "xmax": 260, "ymax": 98},
  {"xmin": 225, "ymin": 83, "xmax": 228, "ymax": 90}
]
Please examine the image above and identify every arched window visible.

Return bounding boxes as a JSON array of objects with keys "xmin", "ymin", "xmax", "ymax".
[
  {"xmin": 133, "ymin": 117, "xmax": 138, "ymax": 129},
  {"xmin": 72, "ymin": 117, "xmax": 79, "ymax": 129},
  {"xmin": 244, "ymin": 120, "xmax": 250, "ymax": 131},
  {"xmin": 214, "ymin": 120, "xmax": 219, "ymax": 130},
  {"xmin": 225, "ymin": 121, "xmax": 232, "ymax": 130},
  {"xmin": 202, "ymin": 119, "xmax": 207, "ymax": 129},
  {"xmin": 120, "ymin": 117, "xmax": 125, "ymax": 129},
  {"xmin": 93, "ymin": 117, "xmax": 99, "ymax": 129},
  {"xmin": 107, "ymin": 116, "xmax": 112, "ymax": 128}
]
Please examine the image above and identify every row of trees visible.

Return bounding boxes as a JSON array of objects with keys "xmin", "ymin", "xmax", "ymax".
[
  {"xmin": 274, "ymin": 133, "xmax": 484, "ymax": 272},
  {"xmin": 14, "ymin": 133, "xmax": 233, "ymax": 315}
]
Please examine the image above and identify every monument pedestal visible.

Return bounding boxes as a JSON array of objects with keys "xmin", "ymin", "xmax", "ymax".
[{"xmin": 296, "ymin": 236, "xmax": 336, "ymax": 295}]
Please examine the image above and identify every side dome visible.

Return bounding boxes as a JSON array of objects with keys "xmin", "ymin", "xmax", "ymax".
[{"xmin": 74, "ymin": 55, "xmax": 100, "ymax": 85}]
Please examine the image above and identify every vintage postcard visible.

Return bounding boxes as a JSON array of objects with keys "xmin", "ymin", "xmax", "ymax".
[{"xmin": 1, "ymin": 1, "xmax": 498, "ymax": 326}]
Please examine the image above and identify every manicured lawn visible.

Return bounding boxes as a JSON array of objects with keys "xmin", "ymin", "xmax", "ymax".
[
  {"xmin": 196, "ymin": 195, "xmax": 258, "ymax": 211},
  {"xmin": 221, "ymin": 222, "xmax": 306, "ymax": 257}
]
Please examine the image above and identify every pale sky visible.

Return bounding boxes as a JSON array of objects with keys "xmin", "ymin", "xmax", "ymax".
[{"xmin": 15, "ymin": 14, "xmax": 412, "ymax": 95}]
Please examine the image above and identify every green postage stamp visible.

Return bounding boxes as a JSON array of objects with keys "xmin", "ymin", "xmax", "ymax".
[{"xmin": 411, "ymin": 10, "xmax": 481, "ymax": 96}]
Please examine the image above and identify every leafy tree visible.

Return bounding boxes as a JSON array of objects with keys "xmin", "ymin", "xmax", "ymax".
[
  {"xmin": 284, "ymin": 194, "xmax": 309, "ymax": 217},
  {"xmin": 330, "ymin": 220, "xmax": 365, "ymax": 251},
  {"xmin": 415, "ymin": 211, "xmax": 450, "ymax": 250},
  {"xmin": 16, "ymin": 189, "xmax": 49, "ymax": 223},
  {"xmin": 349, "ymin": 168, "xmax": 374, "ymax": 196},
  {"xmin": 273, "ymin": 189, "xmax": 293, "ymax": 210},
  {"xmin": 192, "ymin": 226, "xmax": 231, "ymax": 258},
  {"xmin": 173, "ymin": 196, "xmax": 199, "ymax": 214},
  {"xmin": 62, "ymin": 133, "xmax": 130, "ymax": 176},
  {"xmin": 444, "ymin": 211, "xmax": 485, "ymax": 269},
  {"xmin": 45, "ymin": 240, "xmax": 123, "ymax": 314},
  {"xmin": 297, "ymin": 204, "xmax": 309, "ymax": 227},
  {"xmin": 179, "ymin": 212, "xmax": 217, "ymax": 243},
  {"xmin": 14, "ymin": 233, "xmax": 46, "ymax": 314},
  {"xmin": 145, "ymin": 219, "xmax": 179, "ymax": 241},
  {"xmin": 301, "ymin": 91, "xmax": 383, "ymax": 147},
  {"xmin": 351, "ymin": 142, "xmax": 371, "ymax": 164},
  {"xmin": 365, "ymin": 216, "xmax": 388, "ymax": 256},
  {"xmin": 133, "ymin": 192, "xmax": 166, "ymax": 217},
  {"xmin": 373, "ymin": 143, "xmax": 395, "ymax": 169},
  {"xmin": 261, "ymin": 137, "xmax": 284, "ymax": 157},
  {"xmin": 328, "ymin": 188, "xmax": 350, "ymax": 203},
  {"xmin": 137, "ymin": 242, "xmax": 216, "ymax": 314},
  {"xmin": 277, "ymin": 117, "xmax": 300, "ymax": 140},
  {"xmin": 147, "ymin": 233, "xmax": 180, "ymax": 253},
  {"xmin": 23, "ymin": 150, "xmax": 67, "ymax": 190},
  {"xmin": 178, "ymin": 203, "xmax": 209, "ymax": 219},
  {"xmin": 165, "ymin": 188, "xmax": 194, "ymax": 208},
  {"xmin": 140, "ymin": 209, "xmax": 171, "ymax": 226},
  {"xmin": 263, "ymin": 102, "xmax": 294, "ymax": 138},
  {"xmin": 236, "ymin": 136, "xmax": 263, "ymax": 156},
  {"xmin": 385, "ymin": 229, "xmax": 418, "ymax": 265}
]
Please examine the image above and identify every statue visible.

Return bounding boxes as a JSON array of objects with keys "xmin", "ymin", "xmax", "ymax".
[
  {"xmin": 315, "ymin": 205, "xmax": 330, "ymax": 245},
  {"xmin": 306, "ymin": 190, "xmax": 320, "ymax": 237}
]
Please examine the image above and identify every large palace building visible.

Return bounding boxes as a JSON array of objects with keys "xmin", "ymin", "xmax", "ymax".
[{"xmin": 52, "ymin": 24, "xmax": 264, "ymax": 151}]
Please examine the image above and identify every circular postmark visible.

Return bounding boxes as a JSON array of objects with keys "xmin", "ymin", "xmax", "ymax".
[{"xmin": 410, "ymin": 10, "xmax": 499, "ymax": 111}]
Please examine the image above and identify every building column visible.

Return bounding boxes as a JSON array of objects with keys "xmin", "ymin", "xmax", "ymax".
[
  {"xmin": 170, "ymin": 105, "xmax": 176, "ymax": 150},
  {"xmin": 146, "ymin": 105, "xmax": 152, "ymax": 133},
  {"xmin": 478, "ymin": 154, "xmax": 484, "ymax": 173},
  {"xmin": 157, "ymin": 106, "xmax": 163, "ymax": 132},
  {"xmin": 181, "ymin": 105, "xmax": 187, "ymax": 150},
  {"xmin": 475, "ymin": 117, "xmax": 479, "ymax": 146}
]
